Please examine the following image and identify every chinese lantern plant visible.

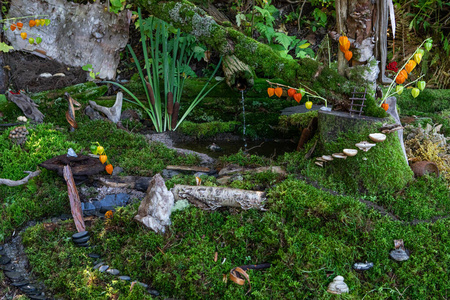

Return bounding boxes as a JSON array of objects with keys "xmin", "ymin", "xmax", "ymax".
[
  {"xmin": 380, "ymin": 37, "xmax": 432, "ymax": 107},
  {"xmin": 266, "ymin": 80, "xmax": 328, "ymax": 110},
  {"xmin": 90, "ymin": 142, "xmax": 114, "ymax": 175}
]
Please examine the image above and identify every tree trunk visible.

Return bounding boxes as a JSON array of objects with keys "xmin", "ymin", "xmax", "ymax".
[
  {"xmin": 136, "ymin": 0, "xmax": 350, "ymax": 103},
  {"xmin": 222, "ymin": 55, "xmax": 254, "ymax": 91},
  {"xmin": 171, "ymin": 185, "xmax": 266, "ymax": 210}
]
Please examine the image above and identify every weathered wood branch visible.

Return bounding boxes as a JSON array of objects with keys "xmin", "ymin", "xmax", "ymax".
[
  {"xmin": 89, "ymin": 92, "xmax": 123, "ymax": 123},
  {"xmin": 63, "ymin": 165, "xmax": 86, "ymax": 233},
  {"xmin": 222, "ymin": 55, "xmax": 254, "ymax": 91},
  {"xmin": 171, "ymin": 185, "xmax": 266, "ymax": 210},
  {"xmin": 0, "ymin": 170, "xmax": 41, "ymax": 186},
  {"xmin": 6, "ymin": 92, "xmax": 44, "ymax": 123}
]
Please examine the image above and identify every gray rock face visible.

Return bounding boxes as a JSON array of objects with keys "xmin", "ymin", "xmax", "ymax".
[
  {"xmin": 134, "ymin": 174, "xmax": 174, "ymax": 233},
  {"xmin": 6, "ymin": 0, "xmax": 130, "ymax": 80}
]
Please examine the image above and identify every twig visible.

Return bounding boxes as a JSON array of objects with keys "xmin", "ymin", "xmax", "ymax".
[{"xmin": 0, "ymin": 170, "xmax": 41, "ymax": 186}]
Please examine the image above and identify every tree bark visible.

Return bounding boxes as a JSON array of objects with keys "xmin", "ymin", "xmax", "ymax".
[
  {"xmin": 0, "ymin": 170, "xmax": 41, "ymax": 186},
  {"xmin": 63, "ymin": 165, "xmax": 86, "ymax": 233},
  {"xmin": 171, "ymin": 185, "xmax": 266, "ymax": 210}
]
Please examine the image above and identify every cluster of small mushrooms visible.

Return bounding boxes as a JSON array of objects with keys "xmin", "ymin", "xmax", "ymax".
[
  {"xmin": 315, "ymin": 133, "xmax": 387, "ymax": 167},
  {"xmin": 9, "ymin": 126, "xmax": 29, "ymax": 145}
]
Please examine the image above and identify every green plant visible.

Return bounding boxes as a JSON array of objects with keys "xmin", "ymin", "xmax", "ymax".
[
  {"xmin": 105, "ymin": 9, "xmax": 223, "ymax": 132},
  {"xmin": 82, "ymin": 64, "xmax": 99, "ymax": 80}
]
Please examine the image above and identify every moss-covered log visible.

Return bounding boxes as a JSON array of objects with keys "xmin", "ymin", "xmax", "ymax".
[
  {"xmin": 136, "ymin": 0, "xmax": 383, "ymax": 113},
  {"xmin": 222, "ymin": 55, "xmax": 254, "ymax": 91}
]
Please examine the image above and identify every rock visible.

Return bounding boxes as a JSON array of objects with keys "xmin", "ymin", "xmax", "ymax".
[
  {"xmin": 11, "ymin": 280, "xmax": 30, "ymax": 287},
  {"xmin": 99, "ymin": 193, "xmax": 129, "ymax": 209},
  {"xmin": 99, "ymin": 265, "xmax": 109, "ymax": 273},
  {"xmin": 119, "ymin": 275, "xmax": 131, "ymax": 281},
  {"xmin": 112, "ymin": 166, "xmax": 124, "ymax": 175},
  {"xmin": 81, "ymin": 202, "xmax": 96, "ymax": 211},
  {"xmin": 100, "ymin": 206, "xmax": 115, "ymax": 214},
  {"xmin": 4, "ymin": 271, "xmax": 24, "ymax": 281},
  {"xmin": 28, "ymin": 295, "xmax": 47, "ymax": 300},
  {"xmin": 76, "ymin": 242, "xmax": 90, "ymax": 247},
  {"xmin": 216, "ymin": 176, "xmax": 231, "ymax": 185},
  {"xmin": 5, "ymin": 0, "xmax": 130, "ymax": 80},
  {"xmin": 138, "ymin": 282, "xmax": 149, "ymax": 289},
  {"xmin": 88, "ymin": 253, "xmax": 101, "ymax": 259},
  {"xmin": 93, "ymin": 262, "xmax": 105, "ymax": 270},
  {"xmin": 72, "ymin": 231, "xmax": 89, "ymax": 239},
  {"xmin": 1, "ymin": 263, "xmax": 14, "ymax": 271},
  {"xmin": 353, "ymin": 262, "xmax": 374, "ymax": 271},
  {"xmin": 0, "ymin": 255, "xmax": 11, "ymax": 265},
  {"xmin": 389, "ymin": 249, "xmax": 410, "ymax": 261},
  {"xmin": 20, "ymin": 284, "xmax": 37, "ymax": 293},
  {"xmin": 327, "ymin": 276, "xmax": 349, "ymax": 294},
  {"xmin": 161, "ymin": 169, "xmax": 181, "ymax": 179},
  {"xmin": 106, "ymin": 268, "xmax": 120, "ymax": 275},
  {"xmin": 72, "ymin": 236, "xmax": 90, "ymax": 244},
  {"xmin": 67, "ymin": 148, "xmax": 77, "ymax": 157},
  {"xmin": 134, "ymin": 174, "xmax": 174, "ymax": 233},
  {"xmin": 119, "ymin": 276, "xmax": 131, "ymax": 281},
  {"xmin": 85, "ymin": 106, "xmax": 105, "ymax": 121},
  {"xmin": 148, "ymin": 289, "xmax": 160, "ymax": 296}
]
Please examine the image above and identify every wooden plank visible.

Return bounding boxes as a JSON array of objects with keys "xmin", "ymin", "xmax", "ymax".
[{"xmin": 166, "ymin": 165, "xmax": 210, "ymax": 172}]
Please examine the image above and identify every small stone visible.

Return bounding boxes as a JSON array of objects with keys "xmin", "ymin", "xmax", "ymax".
[
  {"xmin": 11, "ymin": 280, "xmax": 30, "ymax": 287},
  {"xmin": 99, "ymin": 265, "xmax": 109, "ymax": 272},
  {"xmin": 0, "ymin": 256, "xmax": 11, "ymax": 265},
  {"xmin": 20, "ymin": 284, "xmax": 37, "ymax": 293},
  {"xmin": 76, "ymin": 242, "xmax": 91, "ymax": 247},
  {"xmin": 353, "ymin": 262, "xmax": 374, "ymax": 271},
  {"xmin": 28, "ymin": 295, "xmax": 47, "ymax": 300},
  {"xmin": 73, "ymin": 236, "xmax": 90, "ymax": 244},
  {"xmin": 82, "ymin": 202, "xmax": 96, "ymax": 211},
  {"xmin": 119, "ymin": 276, "xmax": 131, "ymax": 281},
  {"xmin": 389, "ymin": 249, "xmax": 410, "ymax": 261},
  {"xmin": 106, "ymin": 268, "xmax": 120, "ymax": 275},
  {"xmin": 147, "ymin": 289, "xmax": 160, "ymax": 296},
  {"xmin": 138, "ymin": 282, "xmax": 148, "ymax": 289},
  {"xmin": 4, "ymin": 271, "xmax": 24, "ymax": 280},
  {"xmin": 72, "ymin": 231, "xmax": 89, "ymax": 239},
  {"xmin": 112, "ymin": 166, "xmax": 124, "ymax": 175},
  {"xmin": 93, "ymin": 262, "xmax": 105, "ymax": 270},
  {"xmin": 327, "ymin": 276, "xmax": 349, "ymax": 294},
  {"xmin": 0, "ymin": 263, "xmax": 14, "ymax": 271},
  {"xmin": 88, "ymin": 253, "xmax": 101, "ymax": 259},
  {"xmin": 67, "ymin": 148, "xmax": 77, "ymax": 157}
]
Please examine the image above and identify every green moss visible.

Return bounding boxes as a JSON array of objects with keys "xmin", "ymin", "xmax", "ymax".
[{"xmin": 178, "ymin": 121, "xmax": 239, "ymax": 138}]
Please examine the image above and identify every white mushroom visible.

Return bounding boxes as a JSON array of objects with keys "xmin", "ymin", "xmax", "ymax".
[
  {"xmin": 327, "ymin": 276, "xmax": 349, "ymax": 294},
  {"xmin": 355, "ymin": 141, "xmax": 376, "ymax": 152},
  {"xmin": 343, "ymin": 149, "xmax": 358, "ymax": 156},
  {"xmin": 322, "ymin": 155, "xmax": 334, "ymax": 161},
  {"xmin": 369, "ymin": 133, "xmax": 386, "ymax": 143},
  {"xmin": 315, "ymin": 161, "xmax": 324, "ymax": 167},
  {"xmin": 332, "ymin": 153, "xmax": 347, "ymax": 159},
  {"xmin": 316, "ymin": 157, "xmax": 326, "ymax": 162}
]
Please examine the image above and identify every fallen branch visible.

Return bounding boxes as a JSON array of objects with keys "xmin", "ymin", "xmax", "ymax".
[
  {"xmin": 89, "ymin": 92, "xmax": 123, "ymax": 123},
  {"xmin": 0, "ymin": 170, "xmax": 41, "ymax": 186},
  {"xmin": 63, "ymin": 165, "xmax": 86, "ymax": 233},
  {"xmin": 171, "ymin": 185, "xmax": 266, "ymax": 210}
]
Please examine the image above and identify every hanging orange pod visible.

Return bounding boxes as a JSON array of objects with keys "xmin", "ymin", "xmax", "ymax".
[
  {"xmin": 339, "ymin": 36, "xmax": 349, "ymax": 47},
  {"xmin": 293, "ymin": 93, "xmax": 302, "ymax": 103},
  {"xmin": 274, "ymin": 87, "xmax": 283, "ymax": 98},
  {"xmin": 17, "ymin": 22, "xmax": 23, "ymax": 30},
  {"xmin": 381, "ymin": 103, "xmax": 389, "ymax": 111},
  {"xmin": 395, "ymin": 73, "xmax": 406, "ymax": 84},
  {"xmin": 29, "ymin": 19, "xmax": 36, "ymax": 27},
  {"xmin": 405, "ymin": 61, "xmax": 413, "ymax": 73},
  {"xmin": 287, "ymin": 88, "xmax": 296, "ymax": 97},
  {"xmin": 344, "ymin": 50, "xmax": 353, "ymax": 61},
  {"xmin": 400, "ymin": 69, "xmax": 408, "ymax": 80},
  {"xmin": 10, "ymin": 23, "xmax": 16, "ymax": 31},
  {"xmin": 267, "ymin": 87, "xmax": 275, "ymax": 97},
  {"xmin": 105, "ymin": 164, "xmax": 113, "ymax": 175}
]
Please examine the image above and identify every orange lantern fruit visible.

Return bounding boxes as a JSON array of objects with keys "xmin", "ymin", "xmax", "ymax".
[
  {"xmin": 267, "ymin": 87, "xmax": 275, "ymax": 97},
  {"xmin": 105, "ymin": 164, "xmax": 113, "ymax": 175},
  {"xmin": 99, "ymin": 154, "xmax": 107, "ymax": 164},
  {"xmin": 274, "ymin": 87, "xmax": 283, "ymax": 98},
  {"xmin": 400, "ymin": 69, "xmax": 408, "ymax": 80},
  {"xmin": 344, "ymin": 50, "xmax": 353, "ymax": 61},
  {"xmin": 287, "ymin": 88, "xmax": 296, "ymax": 98},
  {"xmin": 381, "ymin": 103, "xmax": 389, "ymax": 111},
  {"xmin": 395, "ymin": 73, "xmax": 406, "ymax": 85},
  {"xmin": 293, "ymin": 93, "xmax": 302, "ymax": 103},
  {"xmin": 339, "ymin": 36, "xmax": 349, "ymax": 47}
]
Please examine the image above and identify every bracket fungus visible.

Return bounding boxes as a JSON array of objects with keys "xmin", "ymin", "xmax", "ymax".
[
  {"xmin": 327, "ymin": 276, "xmax": 349, "ymax": 294},
  {"xmin": 321, "ymin": 155, "xmax": 334, "ymax": 161},
  {"xmin": 343, "ymin": 149, "xmax": 358, "ymax": 156},
  {"xmin": 369, "ymin": 133, "xmax": 386, "ymax": 143},
  {"xmin": 315, "ymin": 161, "xmax": 324, "ymax": 167},
  {"xmin": 332, "ymin": 153, "xmax": 347, "ymax": 159},
  {"xmin": 355, "ymin": 141, "xmax": 376, "ymax": 152}
]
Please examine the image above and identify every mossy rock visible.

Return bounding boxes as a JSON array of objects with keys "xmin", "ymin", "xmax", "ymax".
[{"xmin": 317, "ymin": 110, "xmax": 413, "ymax": 194}]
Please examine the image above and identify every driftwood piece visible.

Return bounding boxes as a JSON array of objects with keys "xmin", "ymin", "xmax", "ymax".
[
  {"xmin": 6, "ymin": 92, "xmax": 44, "ymax": 123},
  {"xmin": 65, "ymin": 92, "xmax": 82, "ymax": 130},
  {"xmin": 94, "ymin": 175, "xmax": 153, "ymax": 192},
  {"xmin": 89, "ymin": 92, "xmax": 123, "ymax": 123},
  {"xmin": 0, "ymin": 170, "xmax": 41, "ymax": 186},
  {"xmin": 222, "ymin": 55, "xmax": 254, "ymax": 91},
  {"xmin": 171, "ymin": 185, "xmax": 266, "ymax": 210},
  {"xmin": 63, "ymin": 165, "xmax": 86, "ymax": 232},
  {"xmin": 39, "ymin": 154, "xmax": 105, "ymax": 182},
  {"xmin": 166, "ymin": 165, "xmax": 210, "ymax": 173}
]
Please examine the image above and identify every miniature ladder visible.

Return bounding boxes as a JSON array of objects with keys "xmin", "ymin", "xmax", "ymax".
[{"xmin": 349, "ymin": 88, "xmax": 367, "ymax": 116}]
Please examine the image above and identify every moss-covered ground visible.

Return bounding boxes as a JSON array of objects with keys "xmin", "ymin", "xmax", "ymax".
[{"xmin": 0, "ymin": 85, "xmax": 449, "ymax": 299}]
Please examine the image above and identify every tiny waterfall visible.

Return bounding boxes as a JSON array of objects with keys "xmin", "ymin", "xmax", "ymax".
[{"xmin": 241, "ymin": 90, "xmax": 247, "ymax": 149}]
